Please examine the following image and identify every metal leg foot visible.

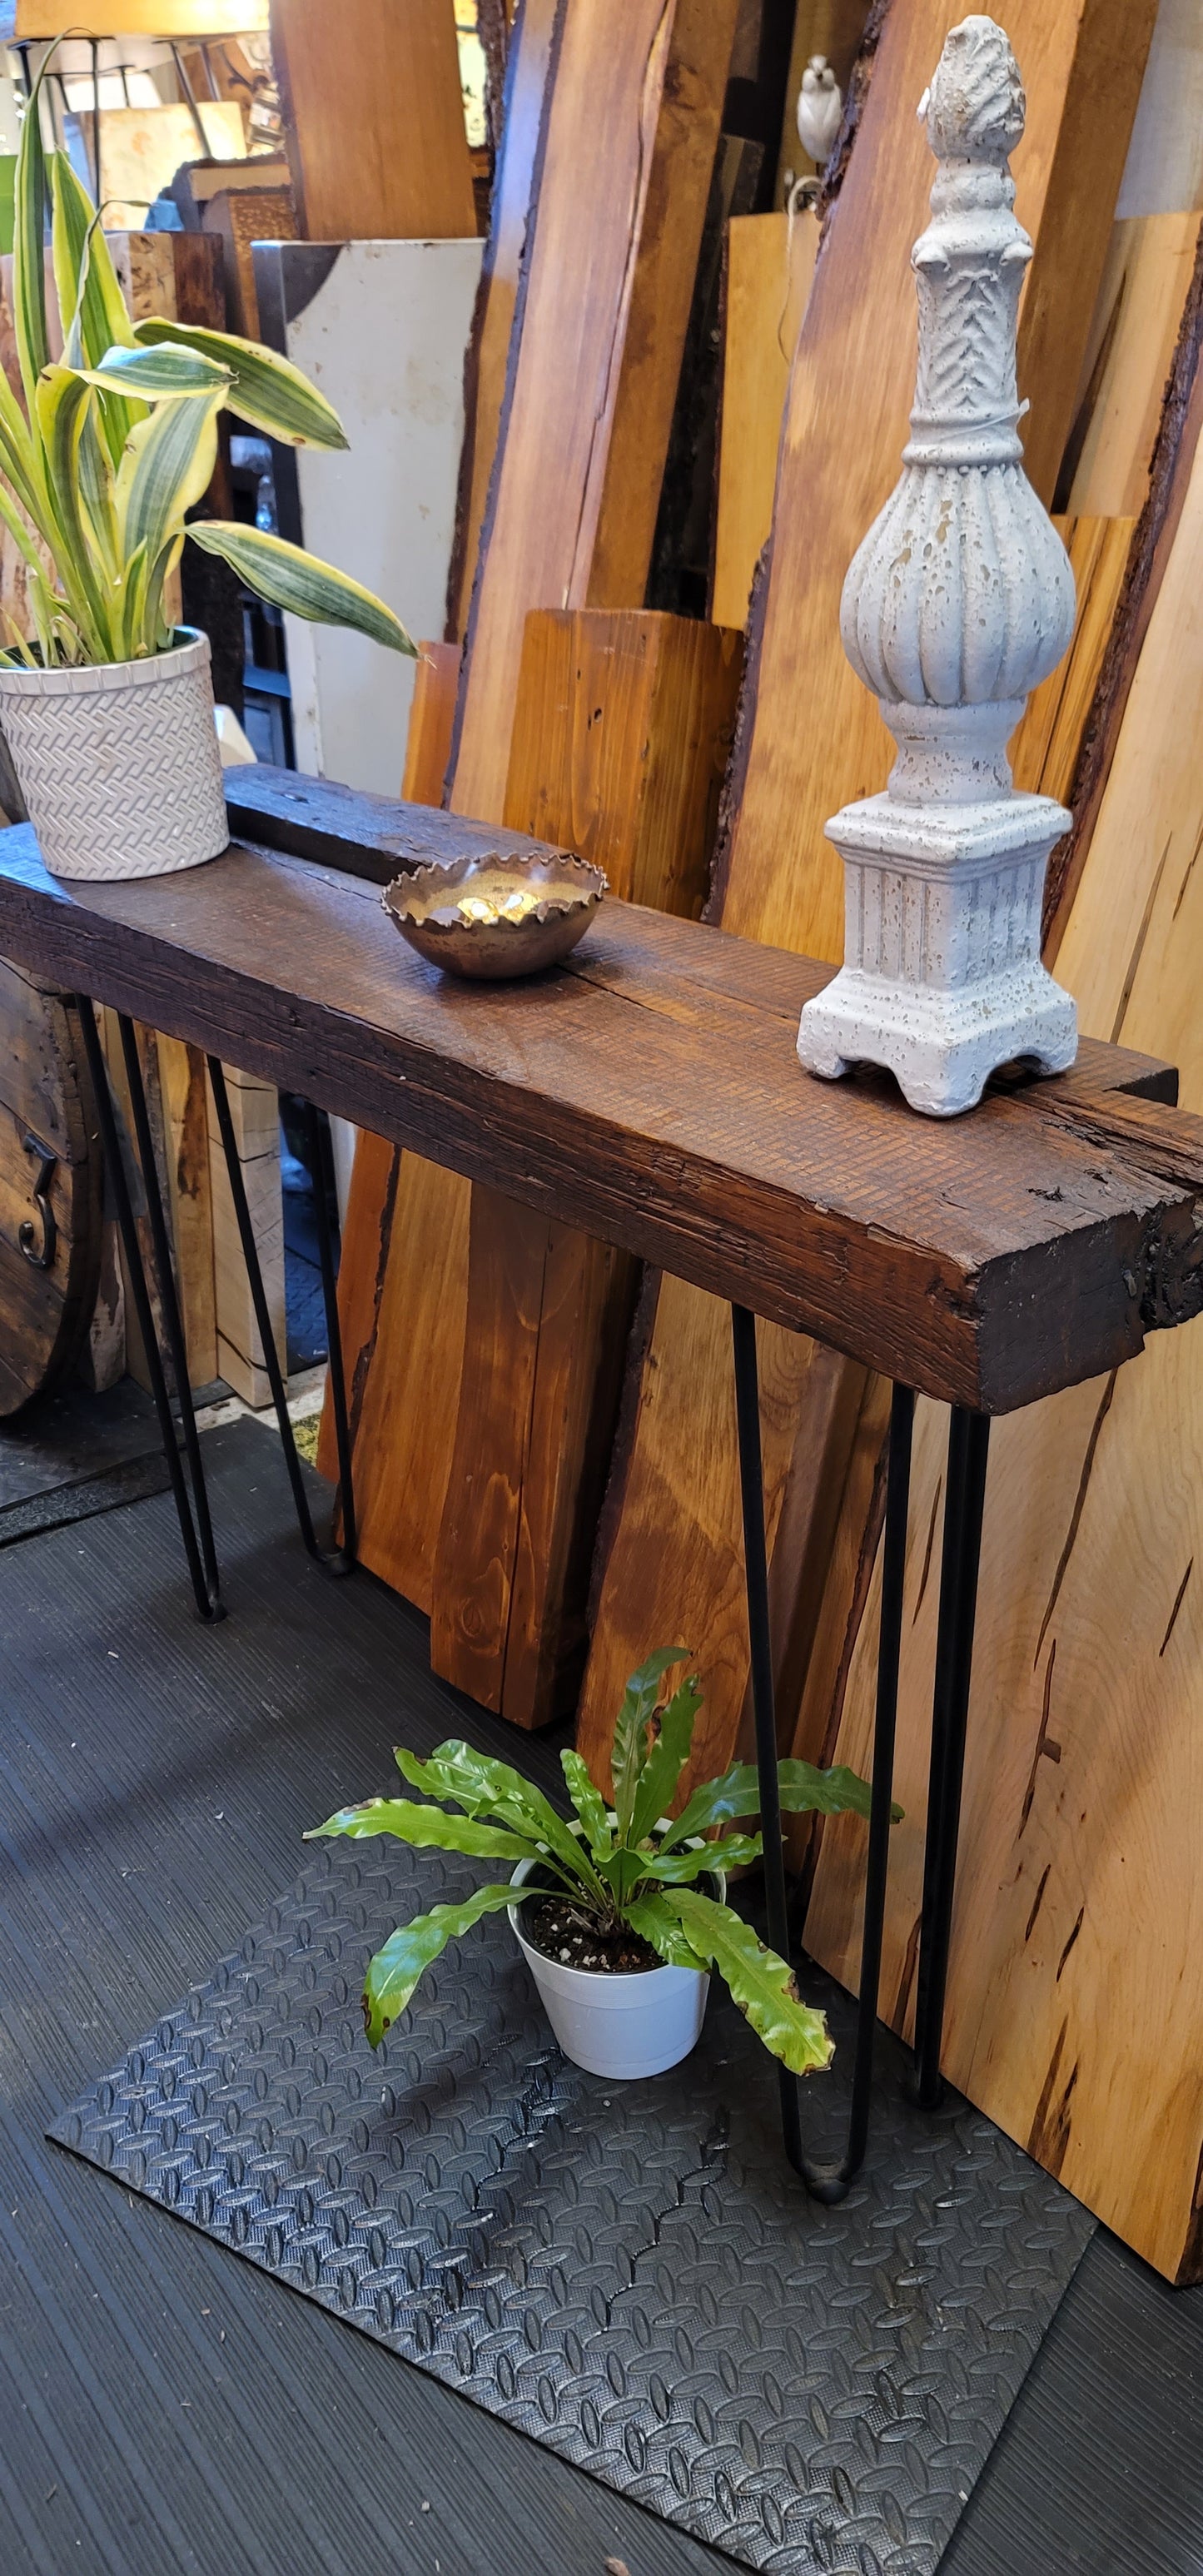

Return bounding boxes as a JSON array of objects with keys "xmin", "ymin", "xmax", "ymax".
[
  {"xmin": 77, "ymin": 999, "xmax": 223, "ymax": 1623},
  {"xmin": 912, "ymin": 1405, "xmax": 991, "ymax": 2108},
  {"xmin": 731, "ymin": 1305, "xmax": 914, "ymax": 2198},
  {"xmin": 207, "ymin": 1061, "xmax": 354, "ymax": 1575}
]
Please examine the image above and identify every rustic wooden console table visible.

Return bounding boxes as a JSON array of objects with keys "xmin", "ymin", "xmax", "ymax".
[{"xmin": 3, "ymin": 769, "xmax": 1201, "ymax": 2204}]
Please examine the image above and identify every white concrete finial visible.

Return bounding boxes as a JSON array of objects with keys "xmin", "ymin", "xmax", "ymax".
[
  {"xmin": 798, "ymin": 13, "xmax": 1078, "ymax": 1117},
  {"xmin": 797, "ymin": 54, "xmax": 843, "ymax": 167}
]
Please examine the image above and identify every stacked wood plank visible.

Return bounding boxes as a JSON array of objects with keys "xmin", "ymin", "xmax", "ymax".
[
  {"xmin": 577, "ymin": 0, "xmax": 1160, "ymax": 1802},
  {"xmin": 331, "ymin": 0, "xmax": 743, "ymax": 1719}
]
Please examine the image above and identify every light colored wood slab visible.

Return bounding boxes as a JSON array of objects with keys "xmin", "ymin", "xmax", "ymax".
[
  {"xmin": 806, "ymin": 378, "xmax": 1203, "ymax": 2292},
  {"xmin": 712, "ymin": 208, "xmax": 818, "ymax": 632},
  {"xmin": 1011, "ymin": 512, "xmax": 1135, "ymax": 806},
  {"xmin": 270, "ymin": 0, "xmax": 476, "ymax": 242},
  {"xmin": 1116, "ymin": 0, "xmax": 1203, "ymax": 221},
  {"xmin": 1066, "ymin": 212, "xmax": 1203, "ymax": 517}
]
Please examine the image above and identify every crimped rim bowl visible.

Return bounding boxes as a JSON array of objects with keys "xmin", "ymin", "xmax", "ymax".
[{"xmin": 383, "ymin": 848, "xmax": 606, "ymax": 982}]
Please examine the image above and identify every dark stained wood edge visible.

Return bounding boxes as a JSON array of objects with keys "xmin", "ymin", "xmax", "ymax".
[
  {"xmin": 221, "ymin": 763, "xmax": 569, "ymax": 885},
  {"xmin": 816, "ymin": 0, "xmax": 892, "ymax": 231},
  {"xmin": 448, "ymin": 0, "xmax": 564, "ymax": 644},
  {"xmin": 444, "ymin": 0, "xmax": 569, "ymax": 793},
  {"xmin": 705, "ymin": 531, "xmax": 772, "ymax": 922},
  {"xmin": 1043, "ymin": 215, "xmax": 1203, "ymax": 952},
  {"xmin": 2, "ymin": 850, "xmax": 1199, "ymax": 1416}
]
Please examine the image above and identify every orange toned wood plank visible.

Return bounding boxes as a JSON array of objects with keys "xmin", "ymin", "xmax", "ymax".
[
  {"xmin": 450, "ymin": 0, "xmax": 740, "ymax": 818},
  {"xmin": 270, "ymin": 0, "xmax": 476, "ymax": 243},
  {"xmin": 712, "ymin": 209, "xmax": 818, "ymax": 631},
  {"xmin": 503, "ymin": 610, "xmax": 743, "ymax": 909},
  {"xmin": 579, "ymin": 1276, "xmax": 833, "ymax": 1802},
  {"xmin": 400, "ymin": 644, "xmax": 460, "ymax": 805},
  {"xmin": 17, "ymin": 0, "xmax": 265, "ymax": 25}
]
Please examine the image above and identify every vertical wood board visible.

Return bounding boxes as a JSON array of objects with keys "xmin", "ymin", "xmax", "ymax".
[
  {"xmin": 270, "ymin": 0, "xmax": 477, "ymax": 241},
  {"xmin": 712, "ymin": 208, "xmax": 818, "ymax": 631}
]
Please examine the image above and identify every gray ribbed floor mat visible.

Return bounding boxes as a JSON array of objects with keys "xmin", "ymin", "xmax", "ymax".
[{"xmin": 54, "ymin": 1822, "xmax": 1094, "ymax": 2576}]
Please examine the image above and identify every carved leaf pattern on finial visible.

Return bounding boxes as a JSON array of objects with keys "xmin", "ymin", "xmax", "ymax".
[
  {"xmin": 913, "ymin": 266, "xmax": 1021, "ymax": 425},
  {"xmin": 923, "ymin": 12, "xmax": 1025, "ymax": 160},
  {"xmin": 838, "ymin": 12, "xmax": 1074, "ymax": 716}
]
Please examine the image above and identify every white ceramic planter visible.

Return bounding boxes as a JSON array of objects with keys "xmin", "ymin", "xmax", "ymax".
[
  {"xmin": 0, "ymin": 627, "xmax": 229, "ymax": 883},
  {"xmin": 509, "ymin": 1857, "xmax": 722, "ymax": 2081}
]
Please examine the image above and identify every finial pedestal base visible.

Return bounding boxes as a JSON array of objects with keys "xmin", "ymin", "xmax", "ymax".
[{"xmin": 798, "ymin": 786, "xmax": 1076, "ymax": 1117}]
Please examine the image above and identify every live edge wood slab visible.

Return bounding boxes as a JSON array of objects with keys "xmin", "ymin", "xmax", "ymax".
[{"xmin": 1, "ymin": 791, "xmax": 1201, "ymax": 1423}]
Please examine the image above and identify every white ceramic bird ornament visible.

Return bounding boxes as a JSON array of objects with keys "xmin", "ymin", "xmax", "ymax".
[{"xmin": 797, "ymin": 55, "xmax": 843, "ymax": 167}]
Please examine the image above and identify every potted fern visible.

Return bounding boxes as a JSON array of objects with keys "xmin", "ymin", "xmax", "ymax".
[
  {"xmin": 0, "ymin": 56, "xmax": 413, "ymax": 882},
  {"xmin": 309, "ymin": 1649, "xmax": 888, "ymax": 2082}
]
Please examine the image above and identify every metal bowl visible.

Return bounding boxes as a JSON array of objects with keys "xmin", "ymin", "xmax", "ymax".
[{"xmin": 382, "ymin": 848, "xmax": 607, "ymax": 982}]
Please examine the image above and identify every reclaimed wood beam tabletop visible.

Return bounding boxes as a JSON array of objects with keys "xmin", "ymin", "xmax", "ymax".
[{"xmin": 0, "ymin": 812, "xmax": 1198, "ymax": 1416}]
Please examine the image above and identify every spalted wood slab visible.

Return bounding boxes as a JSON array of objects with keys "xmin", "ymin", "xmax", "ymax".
[
  {"xmin": 0, "ymin": 956, "xmax": 102, "ymax": 1418},
  {"xmin": 0, "ymin": 825, "xmax": 1195, "ymax": 1422}
]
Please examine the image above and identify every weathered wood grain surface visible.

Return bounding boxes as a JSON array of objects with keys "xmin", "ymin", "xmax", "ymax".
[
  {"xmin": 0, "ymin": 961, "xmax": 102, "ymax": 1418},
  {"xmin": 0, "ymin": 828, "xmax": 1196, "ymax": 1422}
]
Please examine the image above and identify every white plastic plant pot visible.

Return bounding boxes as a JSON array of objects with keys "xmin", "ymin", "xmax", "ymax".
[
  {"xmin": 0, "ymin": 627, "xmax": 230, "ymax": 883},
  {"xmin": 509, "ymin": 1857, "xmax": 723, "ymax": 2081}
]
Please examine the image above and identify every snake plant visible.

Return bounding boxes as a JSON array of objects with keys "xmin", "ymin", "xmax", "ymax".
[
  {"xmin": 0, "ymin": 55, "xmax": 413, "ymax": 669},
  {"xmin": 309, "ymin": 1649, "xmax": 896, "ymax": 2077}
]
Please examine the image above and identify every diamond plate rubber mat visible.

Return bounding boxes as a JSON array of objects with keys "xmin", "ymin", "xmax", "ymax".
[{"xmin": 52, "ymin": 1833, "xmax": 1094, "ymax": 2576}]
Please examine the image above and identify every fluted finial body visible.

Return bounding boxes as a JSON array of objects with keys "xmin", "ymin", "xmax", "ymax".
[
  {"xmin": 839, "ymin": 14, "xmax": 1075, "ymax": 741},
  {"xmin": 797, "ymin": 17, "xmax": 1078, "ymax": 1118}
]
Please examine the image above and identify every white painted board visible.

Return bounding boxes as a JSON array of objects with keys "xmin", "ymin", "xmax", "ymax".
[{"xmin": 261, "ymin": 236, "xmax": 482, "ymax": 800}]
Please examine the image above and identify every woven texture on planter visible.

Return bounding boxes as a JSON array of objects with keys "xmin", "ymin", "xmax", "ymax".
[{"xmin": 0, "ymin": 627, "xmax": 229, "ymax": 881}]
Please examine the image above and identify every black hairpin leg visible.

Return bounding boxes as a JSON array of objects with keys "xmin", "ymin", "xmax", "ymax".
[
  {"xmin": 731, "ymin": 1305, "xmax": 914, "ymax": 2200},
  {"xmin": 912, "ymin": 1405, "xmax": 991, "ymax": 2108},
  {"xmin": 206, "ymin": 1061, "xmax": 355, "ymax": 1576},
  {"xmin": 77, "ymin": 998, "xmax": 224, "ymax": 1623}
]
